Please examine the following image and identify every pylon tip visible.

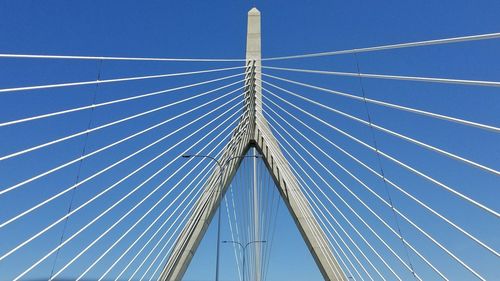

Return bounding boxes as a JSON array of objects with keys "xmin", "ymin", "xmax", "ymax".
[{"xmin": 249, "ymin": 7, "xmax": 260, "ymax": 15}]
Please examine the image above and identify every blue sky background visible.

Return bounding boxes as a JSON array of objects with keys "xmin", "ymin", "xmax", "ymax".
[{"xmin": 0, "ymin": 1, "xmax": 499, "ymax": 280}]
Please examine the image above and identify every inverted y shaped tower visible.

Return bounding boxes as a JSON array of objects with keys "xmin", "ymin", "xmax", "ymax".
[{"xmin": 160, "ymin": 8, "xmax": 345, "ymax": 281}]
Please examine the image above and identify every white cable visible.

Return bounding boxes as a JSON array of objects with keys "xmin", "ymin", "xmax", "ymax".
[
  {"xmin": 263, "ymin": 86, "xmax": 499, "ymax": 258},
  {"xmin": 259, "ymin": 169, "xmax": 285, "ymax": 281},
  {"xmin": 252, "ymin": 148, "xmax": 262, "ymax": 281},
  {"xmin": 312, "ymin": 208, "xmax": 360, "ymax": 281},
  {"xmin": 0, "ymin": 91, "xmax": 243, "ymax": 229},
  {"xmin": 266, "ymin": 110, "xmax": 421, "ymax": 280},
  {"xmin": 72, "ymin": 155, "xmax": 209, "ymax": 281},
  {"xmin": 291, "ymin": 179, "xmax": 346, "ymax": 281},
  {"xmin": 0, "ymin": 73, "xmax": 245, "ymax": 128},
  {"xmin": 53, "ymin": 130, "xmax": 228, "ymax": 280},
  {"xmin": 264, "ymin": 119, "xmax": 396, "ymax": 281},
  {"xmin": 76, "ymin": 121, "xmax": 232, "ymax": 280},
  {"xmin": 233, "ymin": 157, "xmax": 251, "ymax": 281},
  {"xmin": 225, "ymin": 190, "xmax": 243, "ymax": 281},
  {"xmin": 256, "ymin": 161, "xmax": 267, "ymax": 281},
  {"xmin": 263, "ymin": 66, "xmax": 500, "ymax": 88},
  {"xmin": 263, "ymin": 129, "xmax": 367, "ymax": 281},
  {"xmin": 0, "ymin": 73, "xmax": 244, "ymax": 160},
  {"xmin": 254, "ymin": 119, "xmax": 344, "ymax": 280},
  {"xmin": 140, "ymin": 175, "xmax": 225, "ymax": 280},
  {"xmin": 282, "ymin": 149, "xmax": 365, "ymax": 281},
  {"xmin": 249, "ymin": 155, "xmax": 256, "ymax": 281},
  {"xmin": 263, "ymin": 99, "xmax": 448, "ymax": 280},
  {"xmin": 147, "ymin": 213, "xmax": 195, "ymax": 281},
  {"xmin": 0, "ymin": 53, "xmax": 245, "ymax": 62},
  {"xmin": 99, "ymin": 164, "xmax": 210, "ymax": 281},
  {"xmin": 114, "ymin": 180, "xmax": 205, "ymax": 280},
  {"xmin": 114, "ymin": 125, "xmax": 249, "ymax": 280},
  {"xmin": 394, "ymin": 207, "xmax": 486, "ymax": 280},
  {"xmin": 309, "ymin": 193, "xmax": 365, "ymax": 281},
  {"xmin": 300, "ymin": 179, "xmax": 380, "ymax": 281},
  {"xmin": 153, "ymin": 139, "xmax": 242, "ymax": 280},
  {"xmin": 12, "ymin": 104, "xmax": 245, "ymax": 281},
  {"xmin": 261, "ymin": 88, "xmax": 487, "ymax": 280},
  {"xmin": 147, "ymin": 195, "xmax": 209, "ymax": 281},
  {"xmin": 254, "ymin": 121, "xmax": 351, "ymax": 280},
  {"xmin": 261, "ymin": 103, "xmax": 370, "ymax": 281},
  {"xmin": 230, "ymin": 186, "xmax": 243, "ymax": 279},
  {"xmin": 128, "ymin": 119, "xmax": 250, "ymax": 280},
  {"xmin": 260, "ymin": 85, "xmax": 500, "ymax": 218},
  {"xmin": 2, "ymin": 98, "xmax": 242, "ymax": 265},
  {"xmin": 260, "ymin": 72, "xmax": 500, "ymax": 133},
  {"xmin": 260, "ymin": 79, "xmax": 500, "ymax": 176},
  {"xmin": 267, "ymin": 147, "xmax": 345, "ymax": 281},
  {"xmin": 258, "ymin": 159, "xmax": 273, "ymax": 281},
  {"xmin": 0, "ymin": 83, "xmax": 244, "ymax": 200},
  {"xmin": 238, "ymin": 160, "xmax": 250, "ymax": 280},
  {"xmin": 118, "ymin": 153, "xmax": 228, "ymax": 280},
  {"xmin": 0, "ymin": 66, "xmax": 245, "ymax": 94},
  {"xmin": 292, "ymin": 169, "xmax": 367, "ymax": 281},
  {"xmin": 261, "ymin": 32, "xmax": 500, "ymax": 61},
  {"xmin": 4, "ymin": 31, "xmax": 500, "ymax": 63},
  {"xmin": 264, "ymin": 94, "xmax": 463, "ymax": 280},
  {"xmin": 105, "ymin": 118, "xmax": 249, "ymax": 280},
  {"xmin": 295, "ymin": 184, "xmax": 347, "ymax": 281},
  {"xmin": 145, "ymin": 128, "xmax": 250, "ymax": 281},
  {"xmin": 148, "ymin": 182, "xmax": 218, "ymax": 281}
]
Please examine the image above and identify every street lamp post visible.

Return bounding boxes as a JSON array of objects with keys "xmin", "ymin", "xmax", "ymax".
[
  {"xmin": 222, "ymin": 240, "xmax": 267, "ymax": 281},
  {"xmin": 182, "ymin": 154, "xmax": 261, "ymax": 281}
]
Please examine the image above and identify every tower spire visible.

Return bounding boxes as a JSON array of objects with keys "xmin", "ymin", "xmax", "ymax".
[{"xmin": 246, "ymin": 7, "xmax": 263, "ymax": 123}]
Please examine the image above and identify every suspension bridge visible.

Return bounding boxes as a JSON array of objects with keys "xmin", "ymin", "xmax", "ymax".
[{"xmin": 0, "ymin": 5, "xmax": 499, "ymax": 281}]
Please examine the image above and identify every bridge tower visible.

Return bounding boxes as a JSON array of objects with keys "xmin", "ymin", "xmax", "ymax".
[{"xmin": 160, "ymin": 8, "xmax": 346, "ymax": 281}]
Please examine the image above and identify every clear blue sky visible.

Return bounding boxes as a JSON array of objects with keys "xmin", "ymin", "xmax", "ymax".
[{"xmin": 0, "ymin": 1, "xmax": 499, "ymax": 280}]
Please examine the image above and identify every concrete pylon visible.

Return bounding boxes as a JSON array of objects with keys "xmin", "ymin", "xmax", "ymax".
[{"xmin": 159, "ymin": 8, "xmax": 346, "ymax": 281}]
